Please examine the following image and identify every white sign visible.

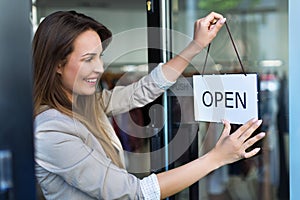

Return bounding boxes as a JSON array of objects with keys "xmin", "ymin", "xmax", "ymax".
[{"xmin": 193, "ymin": 74, "xmax": 258, "ymax": 124}]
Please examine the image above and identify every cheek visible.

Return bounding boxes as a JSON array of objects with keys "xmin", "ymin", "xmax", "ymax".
[{"xmin": 61, "ymin": 64, "xmax": 82, "ymax": 91}]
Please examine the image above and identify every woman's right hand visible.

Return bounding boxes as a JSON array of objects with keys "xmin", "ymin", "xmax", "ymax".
[
  {"xmin": 211, "ymin": 118, "xmax": 265, "ymax": 167},
  {"xmin": 192, "ymin": 12, "xmax": 226, "ymax": 50},
  {"xmin": 156, "ymin": 118, "xmax": 265, "ymax": 199}
]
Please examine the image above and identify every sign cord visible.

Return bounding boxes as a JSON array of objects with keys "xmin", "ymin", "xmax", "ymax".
[{"xmin": 201, "ymin": 21, "xmax": 247, "ymax": 76}]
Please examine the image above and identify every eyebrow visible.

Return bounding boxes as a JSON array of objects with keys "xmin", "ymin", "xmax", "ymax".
[{"xmin": 81, "ymin": 52, "xmax": 97, "ymax": 57}]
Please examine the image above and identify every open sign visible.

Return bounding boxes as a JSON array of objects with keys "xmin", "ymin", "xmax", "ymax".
[{"xmin": 193, "ymin": 74, "xmax": 258, "ymax": 124}]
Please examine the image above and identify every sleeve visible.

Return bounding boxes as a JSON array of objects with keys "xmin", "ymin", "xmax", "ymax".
[
  {"xmin": 150, "ymin": 63, "xmax": 175, "ymax": 90},
  {"xmin": 140, "ymin": 174, "xmax": 161, "ymax": 199},
  {"xmin": 100, "ymin": 63, "xmax": 176, "ymax": 116},
  {"xmin": 35, "ymin": 117, "xmax": 159, "ymax": 199}
]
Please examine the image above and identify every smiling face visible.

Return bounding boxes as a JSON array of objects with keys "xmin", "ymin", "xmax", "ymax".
[{"xmin": 56, "ymin": 29, "xmax": 104, "ymax": 101}]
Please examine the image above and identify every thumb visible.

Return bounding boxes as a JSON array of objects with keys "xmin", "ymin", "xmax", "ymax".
[
  {"xmin": 209, "ymin": 18, "xmax": 226, "ymax": 34},
  {"xmin": 220, "ymin": 119, "xmax": 231, "ymax": 139}
]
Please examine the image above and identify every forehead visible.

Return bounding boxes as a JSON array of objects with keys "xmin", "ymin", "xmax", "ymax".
[{"xmin": 73, "ymin": 29, "xmax": 103, "ymax": 54}]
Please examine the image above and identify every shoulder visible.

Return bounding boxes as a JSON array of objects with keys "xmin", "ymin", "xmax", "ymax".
[
  {"xmin": 34, "ymin": 109, "xmax": 89, "ymax": 140},
  {"xmin": 35, "ymin": 108, "xmax": 69, "ymax": 122},
  {"xmin": 34, "ymin": 109, "xmax": 96, "ymax": 171},
  {"xmin": 35, "ymin": 109, "xmax": 74, "ymax": 132}
]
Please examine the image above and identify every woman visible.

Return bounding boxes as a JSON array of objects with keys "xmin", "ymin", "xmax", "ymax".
[{"xmin": 33, "ymin": 10, "xmax": 265, "ymax": 199}]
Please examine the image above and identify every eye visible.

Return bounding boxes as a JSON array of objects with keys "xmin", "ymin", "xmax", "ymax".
[{"xmin": 85, "ymin": 56, "xmax": 94, "ymax": 62}]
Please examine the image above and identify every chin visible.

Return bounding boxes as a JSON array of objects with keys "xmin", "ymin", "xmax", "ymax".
[
  {"xmin": 84, "ymin": 91, "xmax": 96, "ymax": 96},
  {"xmin": 77, "ymin": 89, "xmax": 96, "ymax": 96}
]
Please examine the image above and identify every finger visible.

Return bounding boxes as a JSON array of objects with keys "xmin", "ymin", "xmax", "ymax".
[
  {"xmin": 209, "ymin": 18, "xmax": 226, "ymax": 31},
  {"xmin": 204, "ymin": 12, "xmax": 224, "ymax": 26},
  {"xmin": 220, "ymin": 119, "xmax": 231, "ymax": 139},
  {"xmin": 244, "ymin": 147, "xmax": 261, "ymax": 159},
  {"xmin": 243, "ymin": 132, "xmax": 266, "ymax": 150},
  {"xmin": 238, "ymin": 119, "xmax": 263, "ymax": 142},
  {"xmin": 208, "ymin": 18, "xmax": 226, "ymax": 38},
  {"xmin": 232, "ymin": 118, "xmax": 258, "ymax": 138}
]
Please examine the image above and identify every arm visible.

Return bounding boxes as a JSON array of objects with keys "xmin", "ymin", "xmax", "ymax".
[
  {"xmin": 100, "ymin": 67, "xmax": 169, "ymax": 116},
  {"xmin": 100, "ymin": 12, "xmax": 226, "ymax": 116},
  {"xmin": 157, "ymin": 118, "xmax": 265, "ymax": 199},
  {"xmin": 161, "ymin": 12, "xmax": 226, "ymax": 82}
]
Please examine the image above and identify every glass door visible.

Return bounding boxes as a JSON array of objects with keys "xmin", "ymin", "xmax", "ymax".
[{"xmin": 162, "ymin": 0, "xmax": 289, "ymax": 199}]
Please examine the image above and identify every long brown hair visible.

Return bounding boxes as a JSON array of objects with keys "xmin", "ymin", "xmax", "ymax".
[{"xmin": 33, "ymin": 10, "xmax": 124, "ymax": 168}]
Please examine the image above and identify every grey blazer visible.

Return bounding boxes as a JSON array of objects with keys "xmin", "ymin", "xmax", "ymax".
[{"xmin": 34, "ymin": 64, "xmax": 174, "ymax": 200}]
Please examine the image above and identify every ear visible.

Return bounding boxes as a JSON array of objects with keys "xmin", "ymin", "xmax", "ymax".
[{"xmin": 56, "ymin": 64, "xmax": 63, "ymax": 75}]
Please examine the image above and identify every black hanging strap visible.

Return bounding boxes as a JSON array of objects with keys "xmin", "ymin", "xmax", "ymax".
[
  {"xmin": 202, "ymin": 21, "xmax": 247, "ymax": 76},
  {"xmin": 201, "ymin": 43, "xmax": 211, "ymax": 76}
]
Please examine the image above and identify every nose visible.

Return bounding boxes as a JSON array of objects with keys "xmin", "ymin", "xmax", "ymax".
[{"xmin": 94, "ymin": 58, "xmax": 104, "ymax": 73}]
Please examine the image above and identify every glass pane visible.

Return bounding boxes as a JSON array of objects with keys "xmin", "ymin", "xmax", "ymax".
[{"xmin": 168, "ymin": 0, "xmax": 289, "ymax": 199}]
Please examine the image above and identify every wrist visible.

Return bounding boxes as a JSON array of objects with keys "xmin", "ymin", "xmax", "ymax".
[
  {"xmin": 187, "ymin": 40, "xmax": 204, "ymax": 55},
  {"xmin": 205, "ymin": 148, "xmax": 224, "ymax": 170},
  {"xmin": 179, "ymin": 41, "xmax": 204, "ymax": 62}
]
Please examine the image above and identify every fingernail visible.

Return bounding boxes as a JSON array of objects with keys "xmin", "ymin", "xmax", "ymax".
[
  {"xmin": 256, "ymin": 119, "xmax": 262, "ymax": 125},
  {"xmin": 222, "ymin": 119, "xmax": 228, "ymax": 124},
  {"xmin": 260, "ymin": 132, "xmax": 266, "ymax": 137},
  {"xmin": 255, "ymin": 147, "xmax": 261, "ymax": 153},
  {"xmin": 220, "ymin": 18, "xmax": 226, "ymax": 24},
  {"xmin": 251, "ymin": 118, "xmax": 258, "ymax": 123}
]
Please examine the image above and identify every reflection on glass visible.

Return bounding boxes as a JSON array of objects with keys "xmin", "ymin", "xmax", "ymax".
[
  {"xmin": 0, "ymin": 150, "xmax": 13, "ymax": 192},
  {"xmin": 169, "ymin": 0, "xmax": 289, "ymax": 199}
]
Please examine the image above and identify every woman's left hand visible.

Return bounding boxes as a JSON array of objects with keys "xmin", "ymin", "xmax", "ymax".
[{"xmin": 212, "ymin": 118, "xmax": 265, "ymax": 166}]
